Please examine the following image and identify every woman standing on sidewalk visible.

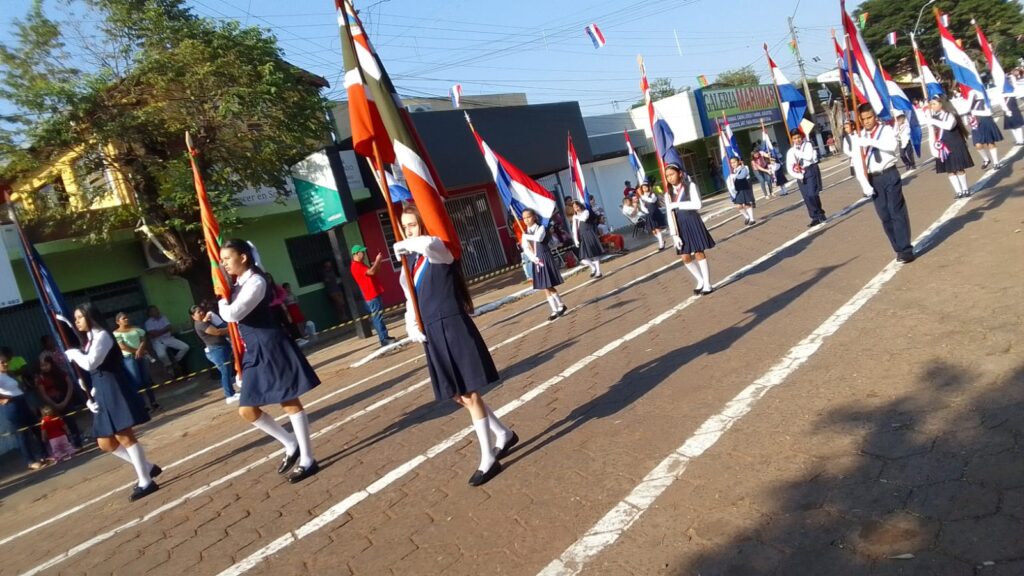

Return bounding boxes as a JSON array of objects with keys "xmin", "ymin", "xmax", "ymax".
[
  {"xmin": 926, "ymin": 95, "xmax": 975, "ymax": 198},
  {"xmin": 65, "ymin": 304, "xmax": 161, "ymax": 501},
  {"xmin": 394, "ymin": 205, "xmax": 515, "ymax": 487},
  {"xmin": 727, "ymin": 157, "xmax": 757, "ymax": 226},
  {"xmin": 570, "ymin": 200, "xmax": 604, "ymax": 278},
  {"xmin": 636, "ymin": 180, "xmax": 667, "ymax": 250},
  {"xmin": 113, "ymin": 313, "xmax": 159, "ymax": 413},
  {"xmin": 520, "ymin": 208, "xmax": 568, "ymax": 321},
  {"xmin": 666, "ymin": 163, "xmax": 716, "ymax": 295},
  {"xmin": 750, "ymin": 150, "xmax": 774, "ymax": 199},
  {"xmin": 218, "ymin": 239, "xmax": 321, "ymax": 483}
]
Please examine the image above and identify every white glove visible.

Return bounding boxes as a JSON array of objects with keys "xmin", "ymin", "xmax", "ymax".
[
  {"xmin": 406, "ymin": 322, "xmax": 427, "ymax": 343},
  {"xmin": 574, "ymin": 241, "xmax": 580, "ymax": 248},
  {"xmin": 90, "ymin": 387, "xmax": 97, "ymax": 397},
  {"xmin": 673, "ymin": 236, "xmax": 683, "ymax": 250},
  {"xmin": 78, "ymin": 378, "xmax": 88, "ymax": 393},
  {"xmin": 86, "ymin": 399, "xmax": 100, "ymax": 414},
  {"xmin": 394, "ymin": 241, "xmax": 411, "ymax": 258}
]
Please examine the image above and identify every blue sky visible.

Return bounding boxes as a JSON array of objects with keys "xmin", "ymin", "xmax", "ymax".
[{"xmin": 1, "ymin": 0, "xmax": 868, "ymax": 117}]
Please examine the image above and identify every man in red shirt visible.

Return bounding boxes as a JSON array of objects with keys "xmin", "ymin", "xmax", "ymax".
[{"xmin": 350, "ymin": 245, "xmax": 396, "ymax": 346}]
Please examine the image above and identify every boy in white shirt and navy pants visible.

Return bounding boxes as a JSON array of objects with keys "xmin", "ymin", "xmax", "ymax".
[{"xmin": 848, "ymin": 103, "xmax": 915, "ymax": 263}]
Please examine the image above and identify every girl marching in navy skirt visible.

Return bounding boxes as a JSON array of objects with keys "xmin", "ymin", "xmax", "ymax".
[
  {"xmin": 966, "ymin": 88, "xmax": 1004, "ymax": 169},
  {"xmin": 65, "ymin": 303, "xmax": 162, "ymax": 501},
  {"xmin": 926, "ymin": 95, "xmax": 976, "ymax": 198},
  {"xmin": 521, "ymin": 209, "xmax": 568, "ymax": 321},
  {"xmin": 637, "ymin": 180, "xmax": 667, "ymax": 250},
  {"xmin": 727, "ymin": 157, "xmax": 757, "ymax": 226},
  {"xmin": 218, "ymin": 239, "xmax": 321, "ymax": 483},
  {"xmin": 570, "ymin": 200, "xmax": 604, "ymax": 278},
  {"xmin": 1001, "ymin": 75, "xmax": 1024, "ymax": 145},
  {"xmin": 394, "ymin": 205, "xmax": 515, "ymax": 487},
  {"xmin": 665, "ymin": 163, "xmax": 716, "ymax": 295}
]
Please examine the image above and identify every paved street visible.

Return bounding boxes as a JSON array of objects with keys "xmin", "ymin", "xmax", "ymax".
[{"xmin": 1, "ymin": 145, "xmax": 1022, "ymax": 576}]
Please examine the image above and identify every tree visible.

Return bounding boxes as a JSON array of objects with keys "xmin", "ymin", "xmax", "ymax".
[
  {"xmin": 714, "ymin": 65, "xmax": 760, "ymax": 87},
  {"xmin": 853, "ymin": 0, "xmax": 1024, "ymax": 78},
  {"xmin": 633, "ymin": 77, "xmax": 680, "ymax": 107},
  {"xmin": 0, "ymin": 0, "xmax": 328, "ymax": 297}
]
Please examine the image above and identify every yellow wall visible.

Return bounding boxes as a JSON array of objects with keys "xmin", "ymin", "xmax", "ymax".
[{"xmin": 12, "ymin": 143, "xmax": 133, "ymax": 212}]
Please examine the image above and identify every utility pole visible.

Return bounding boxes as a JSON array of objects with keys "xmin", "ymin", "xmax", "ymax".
[{"xmin": 788, "ymin": 16, "xmax": 816, "ymax": 116}]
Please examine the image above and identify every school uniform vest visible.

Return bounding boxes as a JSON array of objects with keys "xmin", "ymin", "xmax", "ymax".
[{"xmin": 414, "ymin": 257, "xmax": 464, "ymax": 323}]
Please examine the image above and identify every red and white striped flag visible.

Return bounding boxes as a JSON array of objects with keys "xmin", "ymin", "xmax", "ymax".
[
  {"xmin": 567, "ymin": 134, "xmax": 591, "ymax": 212},
  {"xmin": 450, "ymin": 83, "xmax": 463, "ymax": 108},
  {"xmin": 338, "ymin": 0, "xmax": 461, "ymax": 258}
]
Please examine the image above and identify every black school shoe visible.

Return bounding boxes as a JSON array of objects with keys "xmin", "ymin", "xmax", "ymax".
[
  {"xmin": 495, "ymin": 432, "xmax": 520, "ymax": 460},
  {"xmin": 557, "ymin": 305, "xmax": 568, "ymax": 317},
  {"xmin": 287, "ymin": 460, "xmax": 320, "ymax": 483},
  {"xmin": 468, "ymin": 460, "xmax": 502, "ymax": 487},
  {"xmin": 150, "ymin": 464, "xmax": 162, "ymax": 478},
  {"xmin": 896, "ymin": 252, "xmax": 916, "ymax": 264},
  {"xmin": 278, "ymin": 450, "xmax": 300, "ymax": 474},
  {"xmin": 547, "ymin": 312, "xmax": 558, "ymax": 322},
  {"xmin": 129, "ymin": 481, "xmax": 159, "ymax": 502}
]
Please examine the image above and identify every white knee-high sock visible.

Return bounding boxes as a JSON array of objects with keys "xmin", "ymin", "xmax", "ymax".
[
  {"xmin": 288, "ymin": 411, "xmax": 315, "ymax": 467},
  {"xmin": 580, "ymin": 258, "xmax": 591, "ymax": 270},
  {"xmin": 112, "ymin": 444, "xmax": 152, "ymax": 467},
  {"xmin": 947, "ymin": 175, "xmax": 961, "ymax": 196},
  {"xmin": 977, "ymin": 148, "xmax": 990, "ymax": 162},
  {"xmin": 683, "ymin": 261, "xmax": 703, "ymax": 288},
  {"xmin": 957, "ymin": 174, "xmax": 970, "ymax": 195},
  {"xmin": 990, "ymin": 147, "xmax": 1000, "ymax": 165},
  {"xmin": 592, "ymin": 259, "xmax": 601, "ymax": 275},
  {"xmin": 1012, "ymin": 127, "xmax": 1023, "ymax": 144},
  {"xmin": 125, "ymin": 443, "xmax": 153, "ymax": 488},
  {"xmin": 484, "ymin": 405, "xmax": 512, "ymax": 449},
  {"xmin": 656, "ymin": 232, "xmax": 664, "ymax": 249},
  {"xmin": 252, "ymin": 413, "xmax": 298, "ymax": 454},
  {"xmin": 473, "ymin": 417, "xmax": 496, "ymax": 471},
  {"xmin": 697, "ymin": 259, "xmax": 712, "ymax": 292},
  {"xmin": 545, "ymin": 294, "xmax": 558, "ymax": 312},
  {"xmin": 746, "ymin": 207, "xmax": 755, "ymax": 221},
  {"xmin": 551, "ymin": 292, "xmax": 563, "ymax": 307}
]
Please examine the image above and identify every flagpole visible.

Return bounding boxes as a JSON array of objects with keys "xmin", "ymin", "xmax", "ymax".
[
  {"xmin": 831, "ymin": 28, "xmax": 851, "ymax": 122},
  {"xmin": 371, "ymin": 142, "xmax": 424, "ymax": 333},
  {"xmin": 910, "ymin": 35, "xmax": 929, "ymax": 104},
  {"xmin": 4, "ymin": 195, "xmax": 92, "ymax": 401},
  {"xmin": 843, "ymin": 32, "xmax": 871, "ymax": 184},
  {"xmin": 636, "ymin": 55, "xmax": 677, "ymax": 238},
  {"xmin": 764, "ymin": 44, "xmax": 794, "ymax": 146}
]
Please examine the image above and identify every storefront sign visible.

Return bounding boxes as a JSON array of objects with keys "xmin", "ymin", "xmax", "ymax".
[
  {"xmin": 292, "ymin": 151, "xmax": 348, "ymax": 234},
  {"xmin": 698, "ymin": 84, "xmax": 783, "ymax": 131}
]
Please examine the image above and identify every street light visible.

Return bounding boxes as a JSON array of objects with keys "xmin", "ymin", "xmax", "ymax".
[
  {"xmin": 910, "ymin": 0, "xmax": 937, "ymax": 103},
  {"xmin": 913, "ymin": 0, "xmax": 937, "ymax": 38}
]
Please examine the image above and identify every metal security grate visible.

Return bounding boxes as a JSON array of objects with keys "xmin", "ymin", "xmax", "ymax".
[{"xmin": 445, "ymin": 192, "xmax": 507, "ymax": 279}]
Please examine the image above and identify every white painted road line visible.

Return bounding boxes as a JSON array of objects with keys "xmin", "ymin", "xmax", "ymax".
[
  {"xmin": 536, "ymin": 146, "xmax": 1021, "ymax": 576},
  {"xmin": 210, "ymin": 181, "xmax": 885, "ymax": 576}
]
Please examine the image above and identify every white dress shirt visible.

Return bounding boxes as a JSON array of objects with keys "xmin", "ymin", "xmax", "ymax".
[
  {"xmin": 66, "ymin": 328, "xmax": 115, "ymax": 371},
  {"xmin": 0, "ymin": 373, "xmax": 24, "ymax": 398},
  {"xmin": 666, "ymin": 180, "xmax": 702, "ymax": 211},
  {"xmin": 520, "ymin": 223, "xmax": 546, "ymax": 264},
  {"xmin": 218, "ymin": 269, "xmax": 267, "ymax": 323},
  {"xmin": 851, "ymin": 124, "xmax": 899, "ymax": 174},
  {"xmin": 785, "ymin": 143, "xmax": 817, "ymax": 181}
]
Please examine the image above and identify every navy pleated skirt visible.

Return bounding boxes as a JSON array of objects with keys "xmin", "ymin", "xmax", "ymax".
[
  {"xmin": 422, "ymin": 314, "xmax": 499, "ymax": 401},
  {"xmin": 577, "ymin": 221, "xmax": 604, "ymax": 261},
  {"xmin": 1003, "ymin": 98, "xmax": 1024, "ymax": 130},
  {"xmin": 239, "ymin": 326, "xmax": 320, "ymax": 407},
  {"xmin": 91, "ymin": 368, "xmax": 151, "ymax": 437},
  {"xmin": 674, "ymin": 210, "xmax": 716, "ymax": 255},
  {"xmin": 935, "ymin": 131, "xmax": 975, "ymax": 174},
  {"xmin": 971, "ymin": 116, "xmax": 1003, "ymax": 145},
  {"xmin": 532, "ymin": 243, "xmax": 563, "ymax": 290}
]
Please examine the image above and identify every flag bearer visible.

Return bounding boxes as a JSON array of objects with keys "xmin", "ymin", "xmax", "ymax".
[
  {"xmin": 849, "ymin": 103, "xmax": 915, "ymax": 264},
  {"xmin": 726, "ymin": 157, "xmax": 757, "ymax": 225},
  {"xmin": 570, "ymin": 200, "xmax": 604, "ymax": 278},
  {"xmin": 218, "ymin": 239, "xmax": 322, "ymax": 483},
  {"xmin": 925, "ymin": 95, "xmax": 975, "ymax": 198},
  {"xmin": 785, "ymin": 129, "xmax": 828, "ymax": 227},
  {"xmin": 665, "ymin": 163, "xmax": 716, "ymax": 295},
  {"xmin": 520, "ymin": 209, "xmax": 568, "ymax": 321},
  {"xmin": 636, "ymin": 180, "xmax": 667, "ymax": 249},
  {"xmin": 394, "ymin": 205, "xmax": 516, "ymax": 487},
  {"xmin": 966, "ymin": 88, "xmax": 1004, "ymax": 169}
]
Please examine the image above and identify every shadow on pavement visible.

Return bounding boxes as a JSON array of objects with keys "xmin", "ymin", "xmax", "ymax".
[
  {"xmin": 677, "ymin": 360, "xmax": 1024, "ymax": 575},
  {"xmin": 504, "ymin": 263, "xmax": 847, "ymax": 470}
]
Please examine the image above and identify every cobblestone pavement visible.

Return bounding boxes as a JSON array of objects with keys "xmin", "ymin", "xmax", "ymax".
[{"xmin": 0, "ymin": 149, "xmax": 1021, "ymax": 576}]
